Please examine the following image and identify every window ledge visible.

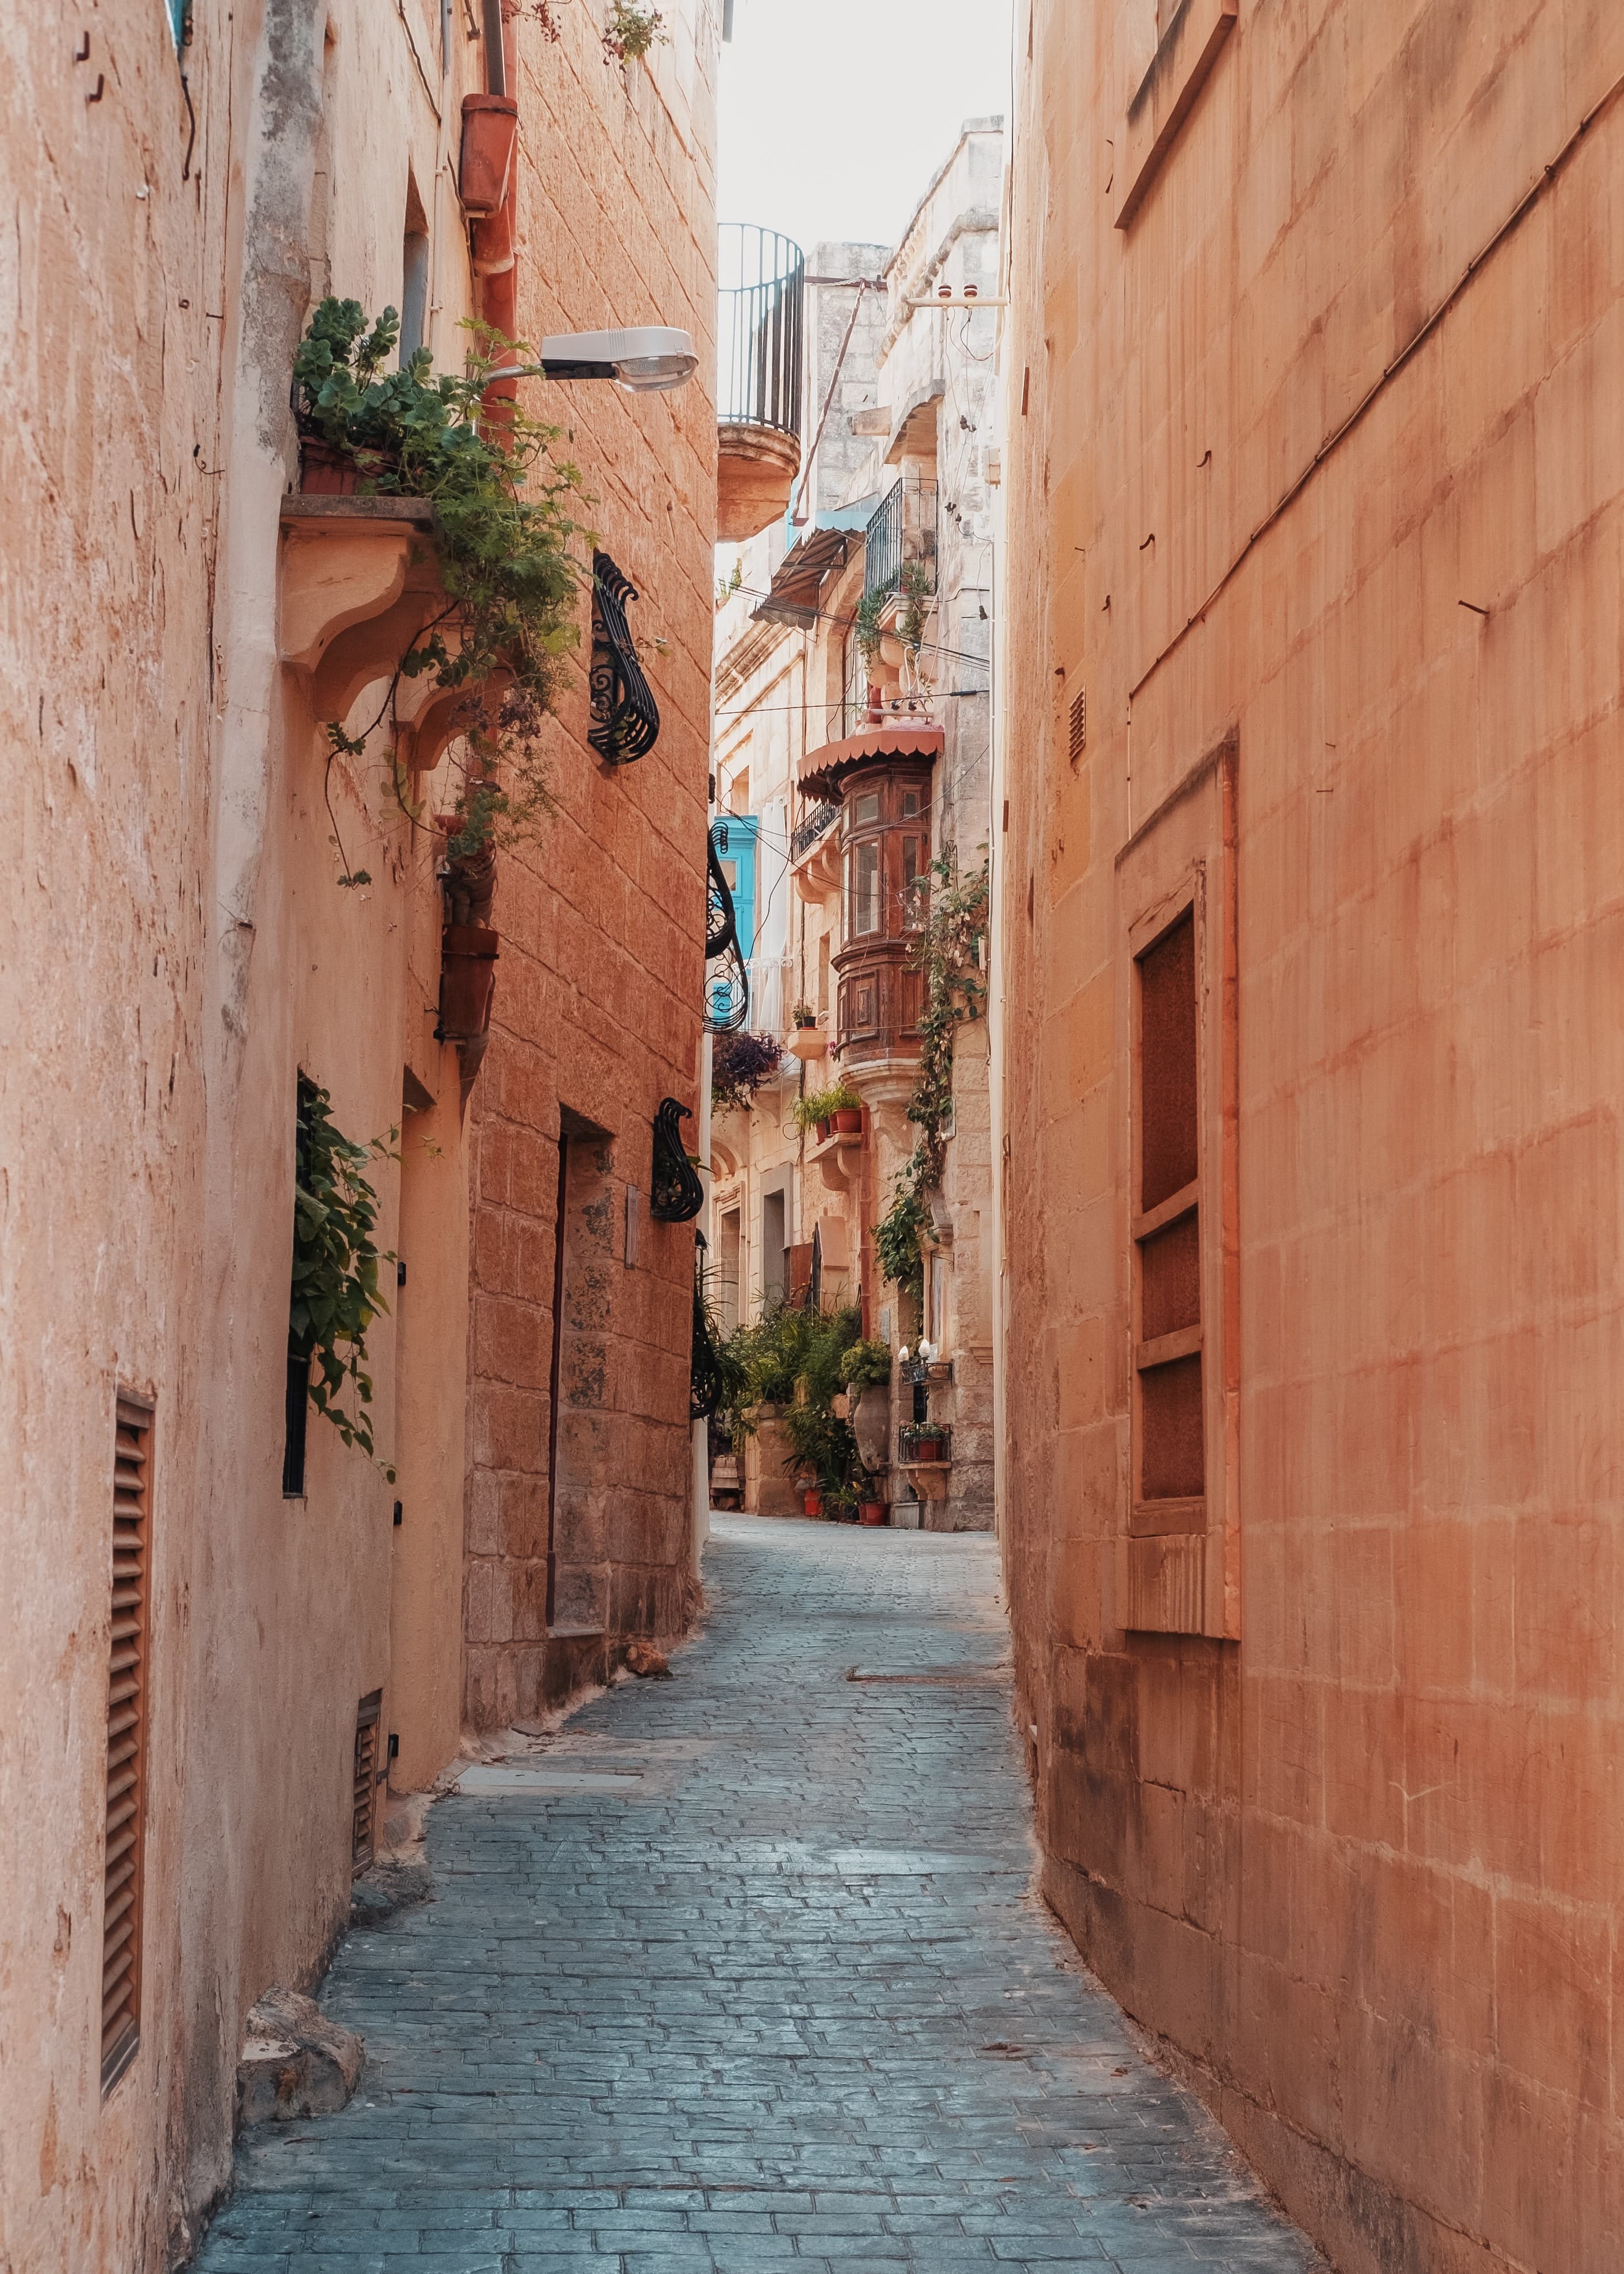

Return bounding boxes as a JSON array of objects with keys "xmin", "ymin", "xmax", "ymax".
[{"xmin": 1114, "ymin": 0, "xmax": 1238, "ymax": 232}]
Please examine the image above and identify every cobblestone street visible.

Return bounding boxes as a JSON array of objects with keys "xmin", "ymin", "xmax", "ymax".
[{"xmin": 196, "ymin": 1518, "xmax": 1323, "ymax": 2274}]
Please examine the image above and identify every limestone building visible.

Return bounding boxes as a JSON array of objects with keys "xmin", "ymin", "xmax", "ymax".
[
  {"xmin": 707, "ymin": 121, "xmax": 1005, "ymax": 1531},
  {"xmin": 0, "ymin": 2, "xmax": 718, "ymax": 2265},
  {"xmin": 999, "ymin": 6, "xmax": 1624, "ymax": 2271}
]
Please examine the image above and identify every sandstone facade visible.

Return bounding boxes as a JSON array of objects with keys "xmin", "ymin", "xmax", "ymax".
[
  {"xmin": 999, "ymin": 6, "xmax": 1624, "ymax": 2271},
  {"xmin": 710, "ymin": 125, "xmax": 1005, "ymax": 1532},
  {"xmin": 0, "ymin": 3, "xmax": 717, "ymax": 2266}
]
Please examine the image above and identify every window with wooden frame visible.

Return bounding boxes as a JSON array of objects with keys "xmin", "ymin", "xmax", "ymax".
[
  {"xmin": 103, "ymin": 1391, "xmax": 153, "ymax": 2095},
  {"xmin": 1118, "ymin": 742, "xmax": 1238, "ymax": 1638}
]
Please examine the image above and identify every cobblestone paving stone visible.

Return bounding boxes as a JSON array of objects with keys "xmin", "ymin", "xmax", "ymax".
[{"xmin": 195, "ymin": 1516, "xmax": 1326, "ymax": 2273}]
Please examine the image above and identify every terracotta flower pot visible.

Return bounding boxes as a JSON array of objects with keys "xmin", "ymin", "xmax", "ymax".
[
  {"xmin": 459, "ymin": 93, "xmax": 518, "ymax": 216},
  {"xmin": 833, "ymin": 1107, "xmax": 863, "ymax": 1134},
  {"xmin": 802, "ymin": 1488, "xmax": 823, "ymax": 1517},
  {"xmin": 438, "ymin": 923, "xmax": 500, "ymax": 1042},
  {"xmin": 470, "ymin": 191, "xmax": 515, "ymax": 278},
  {"xmin": 859, "ymin": 1501, "xmax": 884, "ymax": 1527},
  {"xmin": 852, "ymin": 1389, "xmax": 890, "ymax": 1474},
  {"xmin": 298, "ymin": 437, "xmax": 357, "ymax": 495},
  {"xmin": 815, "ymin": 1117, "xmax": 830, "ymax": 1144}
]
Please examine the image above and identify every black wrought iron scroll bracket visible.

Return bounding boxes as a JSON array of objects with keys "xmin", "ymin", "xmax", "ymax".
[
  {"xmin": 649, "ymin": 1096, "xmax": 705, "ymax": 1223},
  {"xmin": 589, "ymin": 551, "xmax": 661, "ymax": 765}
]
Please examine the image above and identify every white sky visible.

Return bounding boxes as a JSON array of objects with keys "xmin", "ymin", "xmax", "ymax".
[{"xmin": 717, "ymin": 0, "xmax": 1014, "ymax": 260}]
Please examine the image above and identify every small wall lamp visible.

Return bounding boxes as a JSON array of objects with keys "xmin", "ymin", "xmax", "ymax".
[{"xmin": 488, "ymin": 326, "xmax": 698, "ymax": 394}]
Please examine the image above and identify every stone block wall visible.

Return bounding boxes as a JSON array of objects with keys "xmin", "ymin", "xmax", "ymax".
[
  {"xmin": 1001, "ymin": 5, "xmax": 1624, "ymax": 2271},
  {"xmin": 461, "ymin": 0, "xmax": 720, "ymax": 1724}
]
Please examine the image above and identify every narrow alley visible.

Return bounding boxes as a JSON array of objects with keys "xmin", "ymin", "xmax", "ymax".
[{"xmin": 195, "ymin": 1520, "xmax": 1321, "ymax": 2274}]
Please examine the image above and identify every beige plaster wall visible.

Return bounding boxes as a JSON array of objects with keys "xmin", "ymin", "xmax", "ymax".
[
  {"xmin": 1, "ymin": 2, "xmax": 484, "ymax": 2264},
  {"xmin": 1002, "ymin": 3, "xmax": 1624, "ymax": 2270}
]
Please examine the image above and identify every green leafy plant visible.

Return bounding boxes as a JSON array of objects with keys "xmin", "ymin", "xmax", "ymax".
[
  {"xmin": 289, "ymin": 1078, "xmax": 399, "ymax": 1473},
  {"xmin": 874, "ymin": 851, "xmax": 990, "ymax": 1297},
  {"xmin": 294, "ymin": 299, "xmax": 585, "ymax": 882},
  {"xmin": 794, "ymin": 1076, "xmax": 861, "ymax": 1132},
  {"xmin": 837, "ymin": 1336, "xmax": 893, "ymax": 1390},
  {"xmin": 714, "ymin": 1300, "xmax": 864, "ymax": 1491},
  {"xmin": 854, "ymin": 590, "xmax": 885, "ymax": 670},
  {"xmin": 896, "ymin": 559, "xmax": 932, "ymax": 654},
  {"xmin": 603, "ymin": 0, "xmax": 666, "ymax": 59}
]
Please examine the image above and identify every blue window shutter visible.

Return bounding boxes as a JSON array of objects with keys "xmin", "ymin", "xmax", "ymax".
[{"xmin": 165, "ymin": 0, "xmax": 191, "ymax": 49}]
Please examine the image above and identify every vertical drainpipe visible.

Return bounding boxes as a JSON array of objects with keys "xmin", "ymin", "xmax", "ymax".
[{"xmin": 691, "ymin": 1028, "xmax": 714, "ymax": 1578}]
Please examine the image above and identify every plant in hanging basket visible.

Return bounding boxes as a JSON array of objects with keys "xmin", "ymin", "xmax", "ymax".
[{"xmin": 711, "ymin": 1029, "xmax": 783, "ymax": 1115}]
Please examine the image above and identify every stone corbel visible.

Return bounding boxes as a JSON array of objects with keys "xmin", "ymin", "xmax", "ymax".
[
  {"xmin": 394, "ymin": 663, "xmax": 516, "ymax": 775},
  {"xmin": 278, "ymin": 497, "xmax": 438, "ymax": 678}
]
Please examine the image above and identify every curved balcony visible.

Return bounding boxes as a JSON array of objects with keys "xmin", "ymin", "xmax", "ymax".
[{"xmin": 717, "ymin": 225, "xmax": 805, "ymax": 543}]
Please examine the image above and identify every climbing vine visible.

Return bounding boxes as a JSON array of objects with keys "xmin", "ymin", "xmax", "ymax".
[
  {"xmin": 873, "ymin": 851, "xmax": 989, "ymax": 1298},
  {"xmin": 290, "ymin": 1078, "xmax": 399, "ymax": 1473}
]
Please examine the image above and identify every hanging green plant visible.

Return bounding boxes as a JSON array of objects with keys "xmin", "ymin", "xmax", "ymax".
[
  {"xmin": 603, "ymin": 1, "xmax": 667, "ymax": 60},
  {"xmin": 873, "ymin": 851, "xmax": 989, "ymax": 1297},
  {"xmin": 896, "ymin": 560, "xmax": 932, "ymax": 655},
  {"xmin": 289, "ymin": 1077, "xmax": 399, "ymax": 1474},
  {"xmin": 854, "ymin": 590, "xmax": 885, "ymax": 670},
  {"xmin": 293, "ymin": 299, "xmax": 586, "ymax": 884}
]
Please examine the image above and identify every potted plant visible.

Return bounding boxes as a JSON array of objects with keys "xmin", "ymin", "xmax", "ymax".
[
  {"xmin": 792, "ymin": 1002, "xmax": 817, "ymax": 1029},
  {"xmin": 802, "ymin": 1482, "xmax": 824, "ymax": 1518},
  {"xmin": 838, "ymin": 1336, "xmax": 893, "ymax": 1475},
  {"xmin": 859, "ymin": 1491, "xmax": 885, "ymax": 1527},
  {"xmin": 826, "ymin": 1484, "xmax": 858, "ymax": 1524},
  {"xmin": 826, "ymin": 1077, "xmax": 863, "ymax": 1135}
]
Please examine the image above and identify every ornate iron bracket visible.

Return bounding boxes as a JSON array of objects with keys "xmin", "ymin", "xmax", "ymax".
[
  {"xmin": 650, "ymin": 1096, "xmax": 704, "ymax": 1223},
  {"xmin": 705, "ymin": 936, "xmax": 749, "ymax": 1034},
  {"xmin": 589, "ymin": 551, "xmax": 660, "ymax": 764},
  {"xmin": 705, "ymin": 823, "xmax": 737, "ymax": 959}
]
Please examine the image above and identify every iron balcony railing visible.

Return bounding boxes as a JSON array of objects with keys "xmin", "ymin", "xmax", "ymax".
[
  {"xmin": 791, "ymin": 801, "xmax": 840, "ymax": 862},
  {"xmin": 863, "ymin": 475, "xmax": 939, "ymax": 605},
  {"xmin": 718, "ymin": 224, "xmax": 805, "ymax": 439}
]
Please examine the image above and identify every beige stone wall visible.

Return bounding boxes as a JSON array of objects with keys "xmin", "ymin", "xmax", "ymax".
[
  {"xmin": 1002, "ymin": 4, "xmax": 1624, "ymax": 2270},
  {"xmin": 461, "ymin": 0, "xmax": 720, "ymax": 1723},
  {"xmin": 0, "ymin": 0, "xmax": 551, "ymax": 2261}
]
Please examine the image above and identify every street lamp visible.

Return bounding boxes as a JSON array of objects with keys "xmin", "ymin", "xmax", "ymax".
[{"xmin": 489, "ymin": 326, "xmax": 698, "ymax": 394}]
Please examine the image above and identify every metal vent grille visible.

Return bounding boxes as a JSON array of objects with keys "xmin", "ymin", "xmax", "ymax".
[
  {"xmin": 352, "ymin": 1691, "xmax": 382, "ymax": 1876},
  {"xmin": 1068, "ymin": 688, "xmax": 1086, "ymax": 763},
  {"xmin": 103, "ymin": 1392, "xmax": 153, "ymax": 2096}
]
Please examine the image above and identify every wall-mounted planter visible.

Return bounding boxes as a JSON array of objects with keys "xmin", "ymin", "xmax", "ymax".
[
  {"xmin": 438, "ymin": 923, "xmax": 500, "ymax": 1042},
  {"xmin": 470, "ymin": 193, "xmax": 515, "ymax": 278},
  {"xmin": 459, "ymin": 94, "xmax": 518, "ymax": 216},
  {"xmin": 298, "ymin": 437, "xmax": 359, "ymax": 495}
]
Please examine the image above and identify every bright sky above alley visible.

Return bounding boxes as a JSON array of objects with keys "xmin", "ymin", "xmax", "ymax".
[{"xmin": 717, "ymin": 0, "xmax": 1015, "ymax": 256}]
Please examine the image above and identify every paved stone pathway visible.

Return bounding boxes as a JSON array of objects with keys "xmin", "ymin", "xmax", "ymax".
[{"xmin": 197, "ymin": 1516, "xmax": 1324, "ymax": 2273}]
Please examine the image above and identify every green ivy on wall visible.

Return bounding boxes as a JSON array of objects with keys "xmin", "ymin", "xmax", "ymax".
[
  {"xmin": 873, "ymin": 851, "xmax": 990, "ymax": 1299},
  {"xmin": 290, "ymin": 1078, "xmax": 399, "ymax": 1474}
]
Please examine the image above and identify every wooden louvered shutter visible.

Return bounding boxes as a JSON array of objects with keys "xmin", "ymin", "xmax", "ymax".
[
  {"xmin": 103, "ymin": 1392, "xmax": 153, "ymax": 2095},
  {"xmin": 352, "ymin": 1691, "xmax": 382, "ymax": 1876}
]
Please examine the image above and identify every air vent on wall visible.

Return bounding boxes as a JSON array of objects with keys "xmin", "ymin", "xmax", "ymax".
[
  {"xmin": 352, "ymin": 1691, "xmax": 382, "ymax": 1876},
  {"xmin": 103, "ymin": 1392, "xmax": 153, "ymax": 2096},
  {"xmin": 1068, "ymin": 687, "xmax": 1087, "ymax": 764}
]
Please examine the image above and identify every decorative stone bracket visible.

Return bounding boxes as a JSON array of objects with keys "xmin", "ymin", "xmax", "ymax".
[{"xmin": 279, "ymin": 497, "xmax": 499, "ymax": 774}]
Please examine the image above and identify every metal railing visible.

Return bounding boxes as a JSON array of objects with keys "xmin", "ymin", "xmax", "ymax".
[
  {"xmin": 718, "ymin": 224, "xmax": 805, "ymax": 439},
  {"xmin": 791, "ymin": 802, "xmax": 840, "ymax": 862},
  {"xmin": 863, "ymin": 475, "xmax": 938, "ymax": 605}
]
